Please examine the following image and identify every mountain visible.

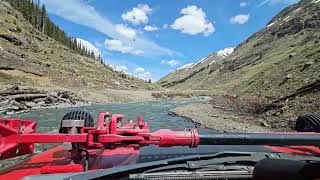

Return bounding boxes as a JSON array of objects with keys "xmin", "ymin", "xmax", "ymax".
[
  {"xmin": 159, "ymin": 0, "xmax": 320, "ymax": 103},
  {"xmin": 159, "ymin": 47, "xmax": 234, "ymax": 88},
  {"xmin": 0, "ymin": 1, "xmax": 155, "ymax": 91}
]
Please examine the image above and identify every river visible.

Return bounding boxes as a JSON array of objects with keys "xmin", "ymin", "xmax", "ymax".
[{"xmin": 5, "ymin": 99, "xmax": 268, "ymax": 163}]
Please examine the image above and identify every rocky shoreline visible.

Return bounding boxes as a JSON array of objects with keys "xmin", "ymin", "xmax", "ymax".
[{"xmin": 169, "ymin": 102, "xmax": 272, "ymax": 133}]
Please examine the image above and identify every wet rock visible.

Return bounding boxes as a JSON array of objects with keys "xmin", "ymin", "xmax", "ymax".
[
  {"xmin": 6, "ymin": 111, "xmax": 15, "ymax": 115},
  {"xmin": 167, "ymin": 112, "xmax": 177, "ymax": 116}
]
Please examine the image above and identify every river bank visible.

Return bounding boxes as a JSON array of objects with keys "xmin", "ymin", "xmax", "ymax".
[
  {"xmin": 0, "ymin": 85, "xmax": 161, "ymax": 115},
  {"xmin": 170, "ymin": 102, "xmax": 272, "ymax": 133},
  {"xmin": 169, "ymin": 95, "xmax": 299, "ymax": 133}
]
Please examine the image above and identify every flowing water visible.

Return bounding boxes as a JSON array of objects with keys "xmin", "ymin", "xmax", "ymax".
[{"xmin": 4, "ymin": 99, "xmax": 268, "ymax": 164}]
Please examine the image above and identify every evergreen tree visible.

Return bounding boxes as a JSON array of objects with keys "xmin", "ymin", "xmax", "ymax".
[{"xmin": 5, "ymin": 0, "xmax": 105, "ymax": 63}]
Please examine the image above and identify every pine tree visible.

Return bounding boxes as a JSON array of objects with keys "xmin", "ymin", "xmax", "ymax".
[
  {"xmin": 5, "ymin": 0, "xmax": 105, "ymax": 63},
  {"xmin": 41, "ymin": 4, "xmax": 46, "ymax": 33}
]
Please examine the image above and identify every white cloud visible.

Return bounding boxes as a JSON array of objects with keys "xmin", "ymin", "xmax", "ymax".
[
  {"xmin": 230, "ymin": 14, "xmax": 250, "ymax": 24},
  {"xmin": 115, "ymin": 24, "xmax": 136, "ymax": 39},
  {"xmin": 171, "ymin": 5, "xmax": 214, "ymax": 36},
  {"xmin": 132, "ymin": 67, "xmax": 151, "ymax": 80},
  {"xmin": 114, "ymin": 65, "xmax": 128, "ymax": 72},
  {"xmin": 134, "ymin": 67, "xmax": 145, "ymax": 74},
  {"xmin": 240, "ymin": 2, "xmax": 249, "ymax": 7},
  {"xmin": 76, "ymin": 38, "xmax": 101, "ymax": 57},
  {"xmin": 144, "ymin": 25, "xmax": 159, "ymax": 31},
  {"xmin": 136, "ymin": 71, "xmax": 151, "ymax": 80},
  {"xmin": 43, "ymin": 0, "xmax": 177, "ymax": 57},
  {"xmin": 121, "ymin": 4, "xmax": 152, "ymax": 25},
  {"xmin": 161, "ymin": 59, "xmax": 179, "ymax": 67},
  {"xmin": 104, "ymin": 39, "xmax": 143, "ymax": 55}
]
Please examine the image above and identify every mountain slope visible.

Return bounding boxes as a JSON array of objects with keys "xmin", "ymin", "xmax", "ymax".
[
  {"xmin": 159, "ymin": 0, "xmax": 320, "ymax": 101},
  {"xmin": 0, "ymin": 1, "xmax": 155, "ymax": 91},
  {"xmin": 159, "ymin": 47, "xmax": 234, "ymax": 88}
]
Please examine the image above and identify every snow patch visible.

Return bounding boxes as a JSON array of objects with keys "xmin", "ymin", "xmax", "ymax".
[
  {"xmin": 217, "ymin": 47, "xmax": 234, "ymax": 57},
  {"xmin": 283, "ymin": 15, "xmax": 291, "ymax": 22},
  {"xmin": 294, "ymin": 7, "xmax": 301, "ymax": 13},
  {"xmin": 267, "ymin": 21, "xmax": 277, "ymax": 28},
  {"xmin": 177, "ymin": 47, "xmax": 234, "ymax": 71},
  {"xmin": 177, "ymin": 63, "xmax": 195, "ymax": 71},
  {"xmin": 312, "ymin": 0, "xmax": 320, "ymax": 4},
  {"xmin": 209, "ymin": 60, "xmax": 216, "ymax": 66}
]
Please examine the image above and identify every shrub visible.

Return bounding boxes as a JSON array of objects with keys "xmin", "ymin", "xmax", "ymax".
[
  {"xmin": 246, "ymin": 97, "xmax": 270, "ymax": 114},
  {"xmin": 16, "ymin": 27, "xmax": 22, "ymax": 33}
]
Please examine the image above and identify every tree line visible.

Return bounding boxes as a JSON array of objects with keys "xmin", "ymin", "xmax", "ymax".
[{"xmin": 5, "ymin": 0, "xmax": 104, "ymax": 63}]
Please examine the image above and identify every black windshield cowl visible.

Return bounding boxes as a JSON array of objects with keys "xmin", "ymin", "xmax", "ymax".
[{"xmin": 63, "ymin": 151, "xmax": 320, "ymax": 180}]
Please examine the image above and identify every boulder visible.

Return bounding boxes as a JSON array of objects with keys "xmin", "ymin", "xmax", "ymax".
[{"xmin": 25, "ymin": 101, "xmax": 36, "ymax": 108}]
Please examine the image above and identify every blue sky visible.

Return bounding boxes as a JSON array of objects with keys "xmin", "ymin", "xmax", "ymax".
[{"xmin": 43, "ymin": 0, "xmax": 298, "ymax": 81}]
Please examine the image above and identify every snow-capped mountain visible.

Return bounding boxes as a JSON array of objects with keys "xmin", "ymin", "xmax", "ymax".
[{"xmin": 177, "ymin": 47, "xmax": 234, "ymax": 71}]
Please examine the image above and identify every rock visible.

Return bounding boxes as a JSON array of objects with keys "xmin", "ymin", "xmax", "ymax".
[
  {"xmin": 0, "ymin": 34, "xmax": 22, "ymax": 46},
  {"xmin": 9, "ymin": 27, "xmax": 17, "ymax": 32},
  {"xmin": 6, "ymin": 111, "xmax": 15, "ymax": 115},
  {"xmin": 37, "ymin": 101, "xmax": 46, "ymax": 106},
  {"xmin": 130, "ymin": 84, "xmax": 138, "ymax": 89},
  {"xmin": 288, "ymin": 53, "xmax": 296, "ymax": 58},
  {"xmin": 286, "ymin": 74, "xmax": 292, "ymax": 79},
  {"xmin": 300, "ymin": 61, "xmax": 314, "ymax": 72},
  {"xmin": 167, "ymin": 112, "xmax": 177, "ymax": 116},
  {"xmin": 114, "ymin": 81, "xmax": 120, "ymax": 86},
  {"xmin": 11, "ymin": 105, "xmax": 20, "ymax": 111},
  {"xmin": 266, "ymin": 109, "xmax": 278, "ymax": 116},
  {"xmin": 25, "ymin": 101, "xmax": 36, "ymax": 108},
  {"xmin": 260, "ymin": 120, "xmax": 271, "ymax": 128}
]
